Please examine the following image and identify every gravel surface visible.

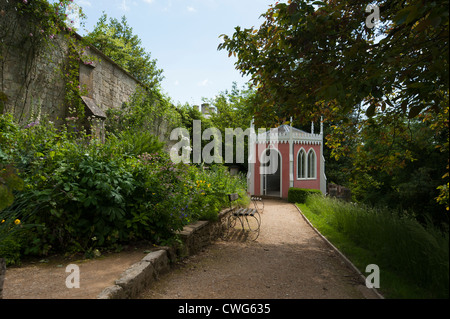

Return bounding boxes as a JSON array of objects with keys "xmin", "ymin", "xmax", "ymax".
[
  {"xmin": 3, "ymin": 198, "xmax": 380, "ymax": 299},
  {"xmin": 139, "ymin": 199, "xmax": 380, "ymax": 299}
]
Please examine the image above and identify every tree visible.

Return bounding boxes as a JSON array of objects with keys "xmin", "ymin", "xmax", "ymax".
[
  {"xmin": 85, "ymin": 13, "xmax": 163, "ymax": 88},
  {"xmin": 208, "ymin": 82, "xmax": 254, "ymax": 132},
  {"xmin": 219, "ymin": 0, "xmax": 448, "ymax": 124},
  {"xmin": 219, "ymin": 0, "xmax": 449, "ymax": 211},
  {"xmin": 206, "ymin": 82, "xmax": 254, "ymax": 170}
]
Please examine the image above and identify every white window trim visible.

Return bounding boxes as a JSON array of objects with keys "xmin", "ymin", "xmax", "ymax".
[
  {"xmin": 296, "ymin": 147, "xmax": 317, "ymax": 181},
  {"xmin": 307, "ymin": 148, "xmax": 316, "ymax": 179}
]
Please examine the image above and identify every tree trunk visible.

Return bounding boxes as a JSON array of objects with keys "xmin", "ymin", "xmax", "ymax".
[{"xmin": 0, "ymin": 258, "xmax": 5, "ymax": 299}]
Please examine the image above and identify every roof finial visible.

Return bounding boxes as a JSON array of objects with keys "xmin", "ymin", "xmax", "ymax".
[{"xmin": 320, "ymin": 116, "xmax": 323, "ymax": 135}]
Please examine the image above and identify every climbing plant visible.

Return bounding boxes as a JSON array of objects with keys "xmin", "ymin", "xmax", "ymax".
[{"xmin": 0, "ymin": 0, "xmax": 90, "ymax": 122}]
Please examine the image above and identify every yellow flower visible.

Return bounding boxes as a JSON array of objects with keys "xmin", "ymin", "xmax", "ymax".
[
  {"xmin": 207, "ymin": 184, "xmax": 211, "ymax": 188},
  {"xmin": 14, "ymin": 219, "xmax": 21, "ymax": 225},
  {"xmin": 1, "ymin": 219, "xmax": 5, "ymax": 224},
  {"xmin": 201, "ymin": 192, "xmax": 205, "ymax": 195}
]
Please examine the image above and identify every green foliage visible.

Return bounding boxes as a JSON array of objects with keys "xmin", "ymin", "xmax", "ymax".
[
  {"xmin": 301, "ymin": 195, "xmax": 449, "ymax": 298},
  {"xmin": 287, "ymin": 187, "xmax": 321, "ymax": 204},
  {"xmin": 106, "ymin": 87, "xmax": 181, "ymax": 142},
  {"xmin": 113, "ymin": 131, "xmax": 164, "ymax": 157},
  {"xmin": 0, "ymin": 114, "xmax": 23, "ymax": 211},
  {"xmin": 184, "ymin": 165, "xmax": 248, "ymax": 221},
  {"xmin": 206, "ymin": 82, "xmax": 255, "ymax": 169},
  {"xmin": 84, "ymin": 13, "xmax": 163, "ymax": 88},
  {"xmin": 0, "ymin": 113, "xmax": 246, "ymax": 261},
  {"xmin": 219, "ymin": 0, "xmax": 448, "ymax": 125},
  {"xmin": 1, "ymin": 0, "xmax": 88, "ymax": 122},
  {"xmin": 0, "ymin": 165, "xmax": 23, "ymax": 211},
  {"xmin": 0, "ymin": 234, "xmax": 22, "ymax": 266},
  {"xmin": 326, "ymin": 111, "xmax": 449, "ymax": 226},
  {"xmin": 219, "ymin": 0, "xmax": 449, "ymax": 215}
]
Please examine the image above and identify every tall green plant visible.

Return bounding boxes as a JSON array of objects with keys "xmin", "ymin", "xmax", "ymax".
[{"xmin": 304, "ymin": 195, "xmax": 449, "ymax": 298}]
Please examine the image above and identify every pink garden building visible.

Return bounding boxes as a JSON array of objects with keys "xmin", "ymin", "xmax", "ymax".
[{"xmin": 247, "ymin": 120, "xmax": 326, "ymax": 199}]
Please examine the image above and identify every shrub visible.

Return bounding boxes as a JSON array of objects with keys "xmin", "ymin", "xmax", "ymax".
[
  {"xmin": 116, "ymin": 130, "xmax": 164, "ymax": 156},
  {"xmin": 0, "ymin": 113, "xmax": 247, "ymax": 261},
  {"xmin": 183, "ymin": 165, "xmax": 247, "ymax": 221},
  {"xmin": 287, "ymin": 187, "xmax": 322, "ymax": 203}
]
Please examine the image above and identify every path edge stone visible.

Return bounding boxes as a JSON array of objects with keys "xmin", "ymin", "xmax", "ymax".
[{"xmin": 97, "ymin": 208, "xmax": 232, "ymax": 299}]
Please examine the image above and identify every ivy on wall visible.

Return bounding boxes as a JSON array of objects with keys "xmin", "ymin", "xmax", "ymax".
[{"xmin": 0, "ymin": 0, "xmax": 94, "ymax": 123}]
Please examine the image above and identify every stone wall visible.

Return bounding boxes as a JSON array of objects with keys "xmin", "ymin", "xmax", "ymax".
[
  {"xmin": 0, "ymin": 4, "xmax": 140, "ymax": 125},
  {"xmin": 79, "ymin": 44, "xmax": 140, "ymax": 117},
  {"xmin": 176, "ymin": 208, "xmax": 231, "ymax": 257},
  {"xmin": 327, "ymin": 183, "xmax": 352, "ymax": 201},
  {"xmin": 98, "ymin": 208, "xmax": 233, "ymax": 299},
  {"xmin": 0, "ymin": 5, "xmax": 68, "ymax": 124}
]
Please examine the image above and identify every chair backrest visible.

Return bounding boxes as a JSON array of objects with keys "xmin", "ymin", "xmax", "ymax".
[
  {"xmin": 228, "ymin": 193, "xmax": 239, "ymax": 202},
  {"xmin": 227, "ymin": 193, "xmax": 239, "ymax": 210}
]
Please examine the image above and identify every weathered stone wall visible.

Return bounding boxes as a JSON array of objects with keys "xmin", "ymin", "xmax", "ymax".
[
  {"xmin": 79, "ymin": 45, "xmax": 139, "ymax": 116},
  {"xmin": 0, "ymin": 4, "xmax": 140, "ymax": 125},
  {"xmin": 176, "ymin": 208, "xmax": 231, "ymax": 257},
  {"xmin": 0, "ymin": 4, "xmax": 68, "ymax": 124}
]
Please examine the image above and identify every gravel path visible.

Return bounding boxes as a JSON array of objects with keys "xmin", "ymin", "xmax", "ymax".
[
  {"xmin": 139, "ymin": 199, "xmax": 380, "ymax": 299},
  {"xmin": 3, "ymin": 199, "xmax": 380, "ymax": 299}
]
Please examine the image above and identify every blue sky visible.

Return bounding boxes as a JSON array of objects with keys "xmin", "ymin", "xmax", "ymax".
[{"xmin": 72, "ymin": 0, "xmax": 277, "ymax": 106}]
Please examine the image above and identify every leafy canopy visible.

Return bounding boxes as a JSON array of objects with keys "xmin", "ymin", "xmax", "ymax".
[
  {"xmin": 85, "ymin": 13, "xmax": 163, "ymax": 88},
  {"xmin": 219, "ymin": 0, "xmax": 449, "ymax": 125},
  {"xmin": 219, "ymin": 0, "xmax": 449, "ymax": 211}
]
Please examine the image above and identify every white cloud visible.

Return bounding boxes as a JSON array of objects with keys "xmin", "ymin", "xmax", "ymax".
[
  {"xmin": 76, "ymin": 0, "xmax": 92, "ymax": 7},
  {"xmin": 198, "ymin": 79, "xmax": 210, "ymax": 87},
  {"xmin": 174, "ymin": 80, "xmax": 179, "ymax": 86},
  {"xmin": 187, "ymin": 6, "xmax": 196, "ymax": 12},
  {"xmin": 118, "ymin": 0, "xmax": 130, "ymax": 11},
  {"xmin": 142, "ymin": 0, "xmax": 154, "ymax": 3}
]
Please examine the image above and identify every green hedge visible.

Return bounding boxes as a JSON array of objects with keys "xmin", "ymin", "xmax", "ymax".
[{"xmin": 287, "ymin": 187, "xmax": 322, "ymax": 203}]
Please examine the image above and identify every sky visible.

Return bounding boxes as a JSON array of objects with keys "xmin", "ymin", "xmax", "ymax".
[{"xmin": 71, "ymin": 0, "xmax": 278, "ymax": 107}]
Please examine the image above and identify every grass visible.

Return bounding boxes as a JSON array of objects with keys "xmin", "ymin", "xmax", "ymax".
[{"xmin": 297, "ymin": 195, "xmax": 449, "ymax": 299}]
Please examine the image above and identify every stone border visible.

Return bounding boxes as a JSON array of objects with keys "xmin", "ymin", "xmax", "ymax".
[
  {"xmin": 293, "ymin": 203, "xmax": 385, "ymax": 299},
  {"xmin": 98, "ymin": 203, "xmax": 384, "ymax": 299},
  {"xmin": 97, "ymin": 208, "xmax": 231, "ymax": 299}
]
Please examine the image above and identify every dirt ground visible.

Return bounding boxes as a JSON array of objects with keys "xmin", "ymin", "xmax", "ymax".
[
  {"xmin": 2, "ymin": 199, "xmax": 381, "ymax": 299},
  {"xmin": 139, "ymin": 199, "xmax": 380, "ymax": 299},
  {"xmin": 2, "ymin": 245, "xmax": 150, "ymax": 299}
]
